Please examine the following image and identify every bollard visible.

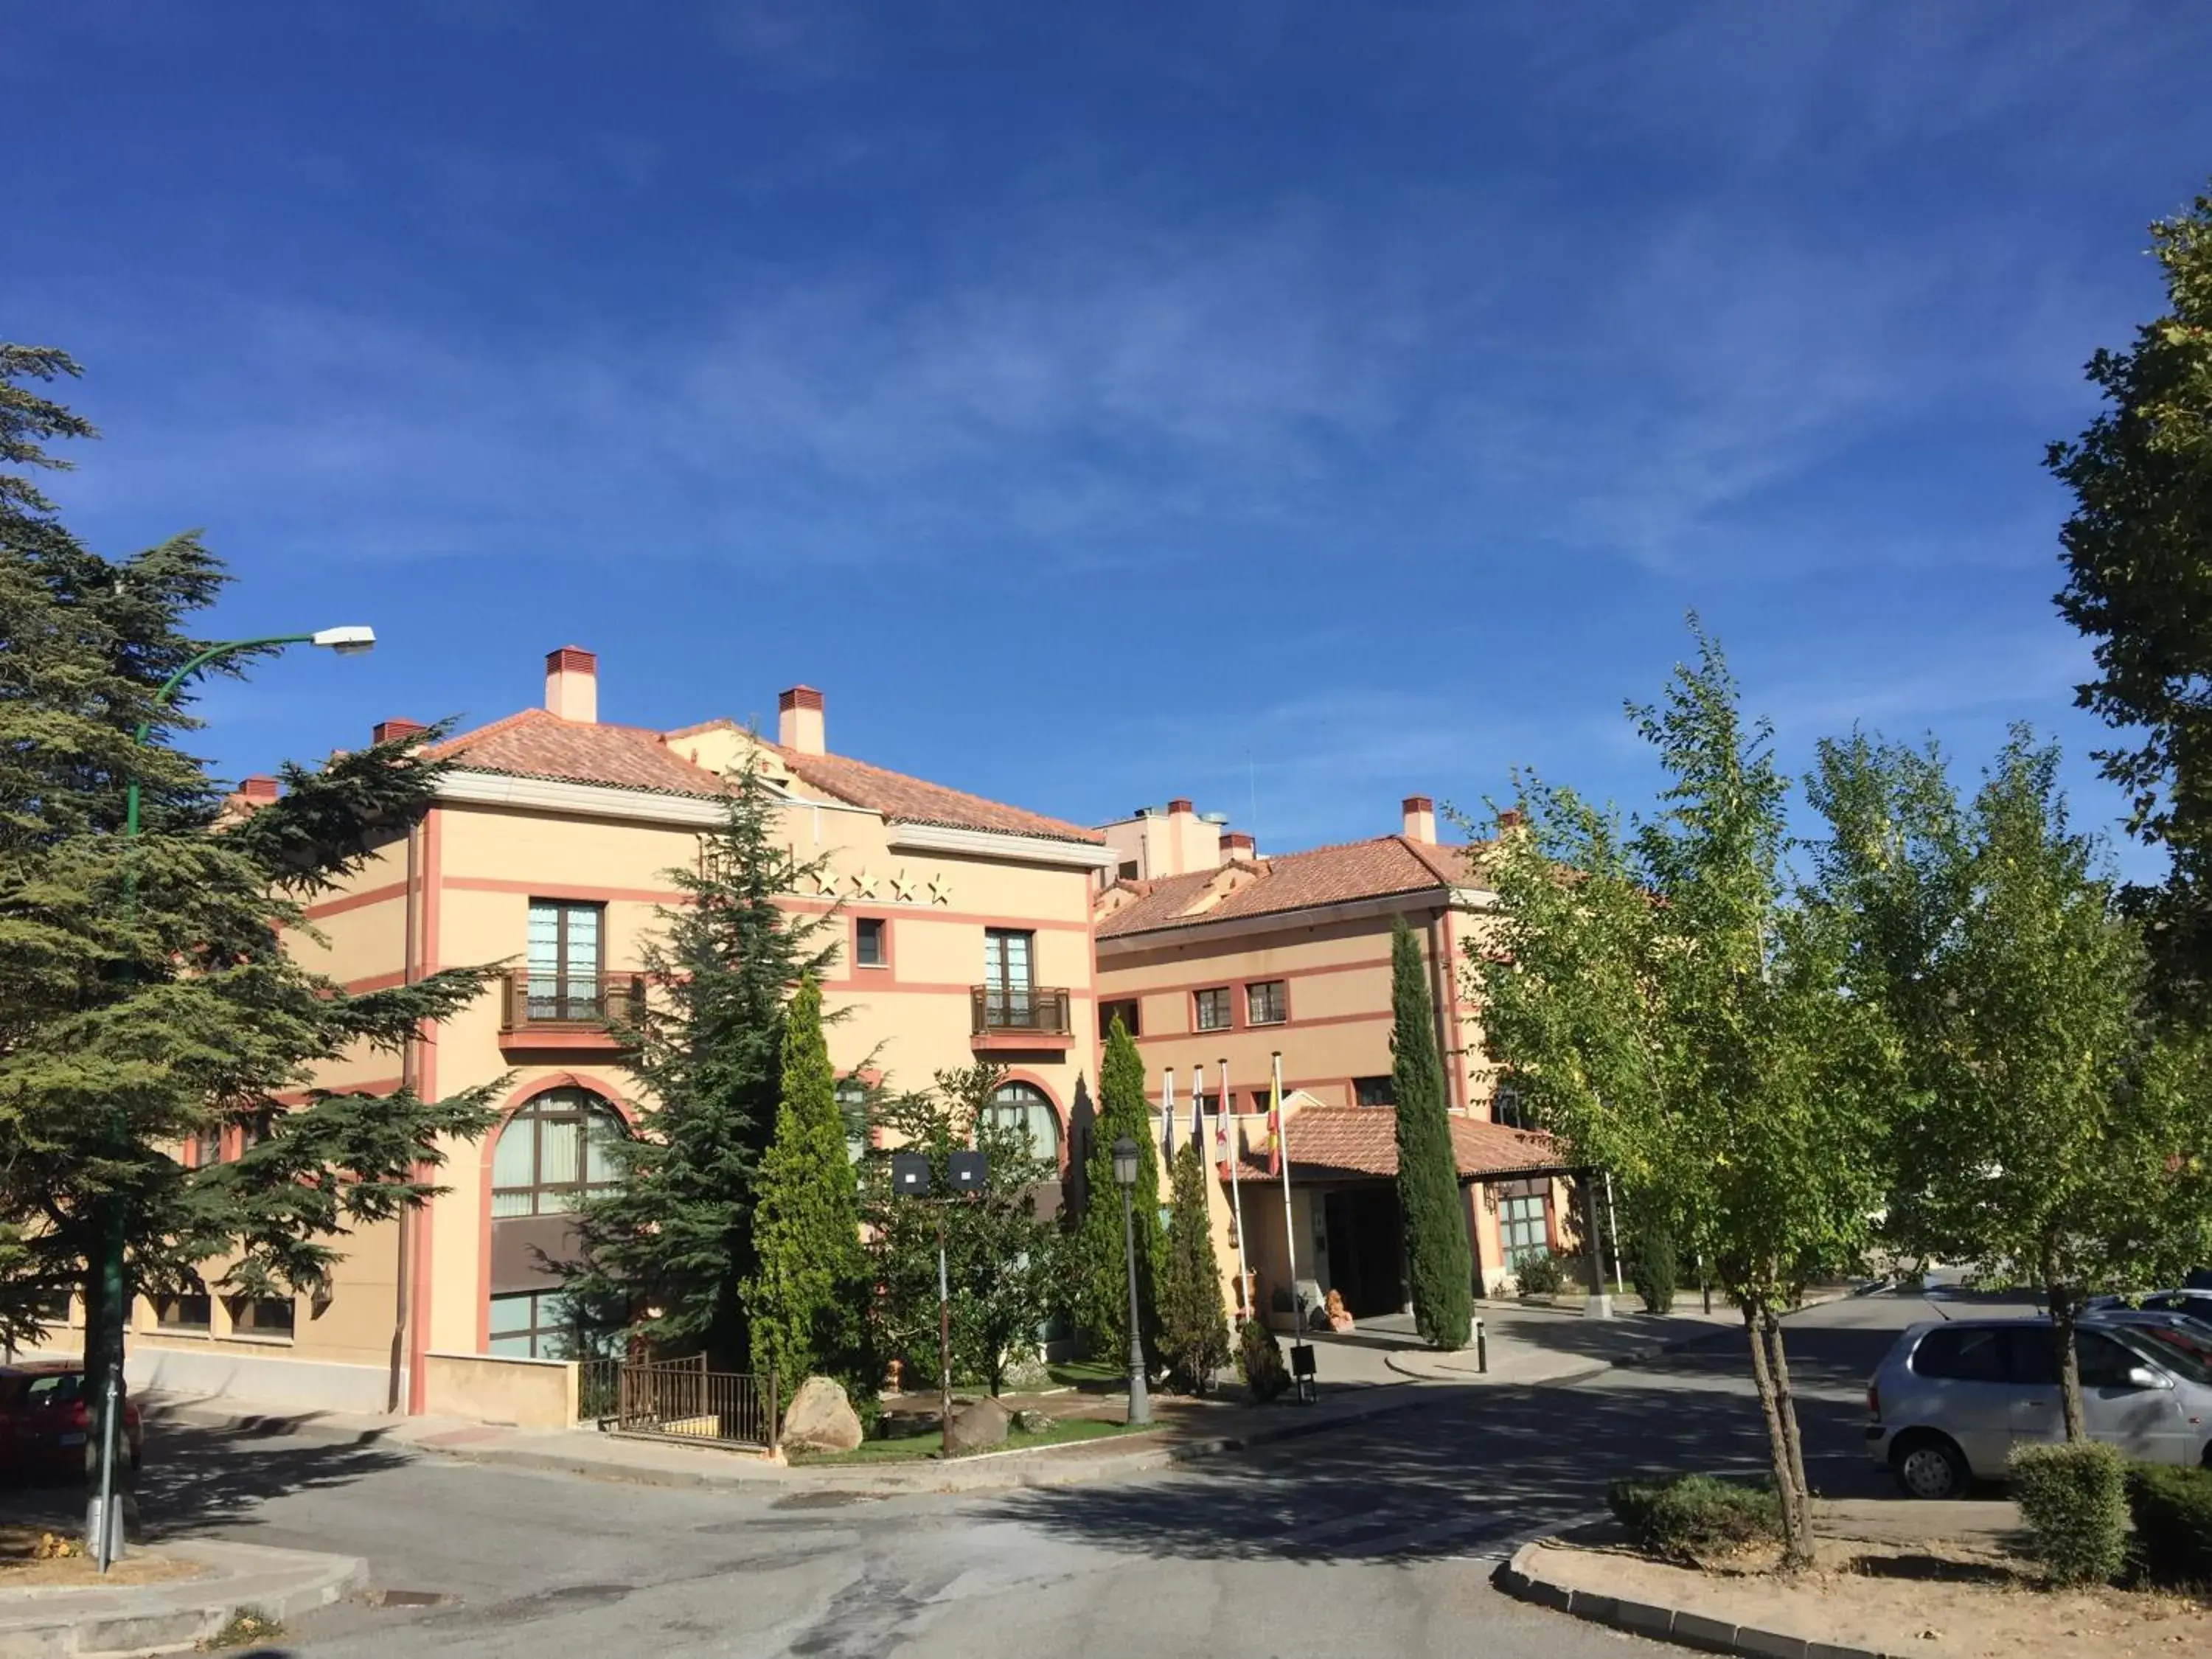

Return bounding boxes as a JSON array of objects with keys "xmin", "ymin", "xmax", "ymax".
[{"xmin": 1475, "ymin": 1318, "xmax": 1488, "ymax": 1374}]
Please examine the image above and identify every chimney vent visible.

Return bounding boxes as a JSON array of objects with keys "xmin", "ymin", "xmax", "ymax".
[
  {"xmin": 1402, "ymin": 795, "xmax": 1437, "ymax": 844},
  {"xmin": 544, "ymin": 646, "xmax": 598, "ymax": 723},
  {"xmin": 239, "ymin": 776, "xmax": 279, "ymax": 802},
  {"xmin": 1496, "ymin": 807, "xmax": 1526, "ymax": 832},
  {"xmin": 778, "ymin": 686, "xmax": 826, "ymax": 755},
  {"xmin": 1167, "ymin": 797, "xmax": 1194, "ymax": 815},
  {"xmin": 373, "ymin": 717, "xmax": 428, "ymax": 745},
  {"xmin": 1220, "ymin": 831, "xmax": 1256, "ymax": 864}
]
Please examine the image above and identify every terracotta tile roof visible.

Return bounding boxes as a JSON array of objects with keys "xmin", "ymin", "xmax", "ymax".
[
  {"xmin": 771, "ymin": 747, "xmax": 1104, "ymax": 846},
  {"xmin": 1226, "ymin": 1106, "xmax": 1565, "ymax": 1181},
  {"xmin": 1096, "ymin": 835, "xmax": 1486, "ymax": 939},
  {"xmin": 431, "ymin": 709, "xmax": 728, "ymax": 797},
  {"xmin": 431, "ymin": 709, "xmax": 1102, "ymax": 842}
]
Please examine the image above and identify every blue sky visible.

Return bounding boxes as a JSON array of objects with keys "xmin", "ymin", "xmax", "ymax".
[{"xmin": 10, "ymin": 3, "xmax": 2211, "ymax": 871}]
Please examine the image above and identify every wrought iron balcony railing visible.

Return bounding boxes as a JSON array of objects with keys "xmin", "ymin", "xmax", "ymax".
[{"xmin": 969, "ymin": 984, "xmax": 1073, "ymax": 1039}]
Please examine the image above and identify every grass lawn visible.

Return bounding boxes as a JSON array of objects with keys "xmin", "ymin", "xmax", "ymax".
[
  {"xmin": 788, "ymin": 1413, "xmax": 1144, "ymax": 1466},
  {"xmin": 1044, "ymin": 1358, "xmax": 1126, "ymax": 1389}
]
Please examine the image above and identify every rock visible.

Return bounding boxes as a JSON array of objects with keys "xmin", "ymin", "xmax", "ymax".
[
  {"xmin": 942, "ymin": 1396, "xmax": 1010, "ymax": 1455},
  {"xmin": 1011, "ymin": 1408, "xmax": 1054, "ymax": 1435},
  {"xmin": 780, "ymin": 1375, "xmax": 863, "ymax": 1454}
]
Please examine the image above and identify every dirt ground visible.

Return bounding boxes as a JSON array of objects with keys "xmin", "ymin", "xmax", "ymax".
[
  {"xmin": 1528, "ymin": 1535, "xmax": 2212, "ymax": 1659},
  {"xmin": 0, "ymin": 1523, "xmax": 204, "ymax": 1589}
]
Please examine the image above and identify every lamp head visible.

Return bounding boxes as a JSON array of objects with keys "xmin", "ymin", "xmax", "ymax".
[
  {"xmin": 1110, "ymin": 1135, "xmax": 1139, "ymax": 1189},
  {"xmin": 312, "ymin": 625, "xmax": 377, "ymax": 657}
]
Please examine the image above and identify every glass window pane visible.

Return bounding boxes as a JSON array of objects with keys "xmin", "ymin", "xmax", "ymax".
[
  {"xmin": 527, "ymin": 904, "xmax": 562, "ymax": 973},
  {"xmin": 563, "ymin": 907, "xmax": 599, "ymax": 975},
  {"xmin": 488, "ymin": 1293, "xmax": 536, "ymax": 1336},
  {"xmin": 585, "ymin": 1110, "xmax": 623, "ymax": 1185},
  {"xmin": 493, "ymin": 1116, "xmax": 536, "ymax": 1191},
  {"xmin": 541, "ymin": 1119, "xmax": 583, "ymax": 1189}
]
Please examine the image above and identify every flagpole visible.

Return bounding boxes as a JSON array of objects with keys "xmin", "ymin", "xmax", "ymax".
[
  {"xmin": 1273, "ymin": 1050, "xmax": 1307, "ymax": 1365},
  {"xmin": 1161, "ymin": 1067, "xmax": 1175, "ymax": 1161},
  {"xmin": 1220, "ymin": 1057, "xmax": 1248, "ymax": 1324}
]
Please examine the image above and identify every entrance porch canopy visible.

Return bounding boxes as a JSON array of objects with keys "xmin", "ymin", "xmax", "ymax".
[{"xmin": 1225, "ymin": 1106, "xmax": 1575, "ymax": 1185}]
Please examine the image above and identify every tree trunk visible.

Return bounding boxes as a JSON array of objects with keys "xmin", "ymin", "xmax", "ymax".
[
  {"xmin": 2042, "ymin": 1242, "xmax": 2086, "ymax": 1442},
  {"xmin": 1762, "ymin": 1306, "xmax": 1812, "ymax": 1520},
  {"xmin": 1742, "ymin": 1297, "xmax": 1811, "ymax": 1569}
]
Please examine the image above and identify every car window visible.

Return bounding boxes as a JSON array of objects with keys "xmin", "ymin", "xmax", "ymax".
[
  {"xmin": 1911, "ymin": 1326, "xmax": 2008, "ymax": 1381},
  {"xmin": 2078, "ymin": 1331, "xmax": 2149, "ymax": 1387},
  {"xmin": 2116, "ymin": 1328, "xmax": 2212, "ymax": 1385},
  {"xmin": 1997, "ymin": 1327, "xmax": 2061, "ymax": 1385},
  {"xmin": 22, "ymin": 1374, "xmax": 83, "ymax": 1405}
]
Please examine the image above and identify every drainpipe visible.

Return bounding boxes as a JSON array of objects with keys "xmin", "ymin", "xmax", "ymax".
[{"xmin": 389, "ymin": 821, "xmax": 420, "ymax": 1415}]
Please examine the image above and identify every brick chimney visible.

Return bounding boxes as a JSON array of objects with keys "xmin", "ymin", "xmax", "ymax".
[
  {"xmin": 239, "ymin": 775, "xmax": 279, "ymax": 803},
  {"xmin": 1402, "ymin": 795, "xmax": 1436, "ymax": 844},
  {"xmin": 778, "ymin": 686, "xmax": 826, "ymax": 756},
  {"xmin": 544, "ymin": 646, "xmax": 598, "ymax": 723},
  {"xmin": 1496, "ymin": 807, "xmax": 1526, "ymax": 832},
  {"xmin": 1220, "ymin": 831, "xmax": 1256, "ymax": 864},
  {"xmin": 372, "ymin": 717, "xmax": 428, "ymax": 745}
]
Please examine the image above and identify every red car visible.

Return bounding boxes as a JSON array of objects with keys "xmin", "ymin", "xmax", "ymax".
[{"xmin": 0, "ymin": 1364, "xmax": 142, "ymax": 1481}]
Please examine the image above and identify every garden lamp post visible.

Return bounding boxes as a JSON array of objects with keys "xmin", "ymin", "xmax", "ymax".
[
  {"xmin": 1110, "ymin": 1135, "xmax": 1151, "ymax": 1427},
  {"xmin": 89, "ymin": 625, "xmax": 377, "ymax": 1568}
]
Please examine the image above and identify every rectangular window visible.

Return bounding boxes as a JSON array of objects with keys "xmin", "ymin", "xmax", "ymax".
[
  {"xmin": 1099, "ymin": 998, "xmax": 1141, "ymax": 1037},
  {"xmin": 1250, "ymin": 1088, "xmax": 1277, "ymax": 1114},
  {"xmin": 1193, "ymin": 987, "xmax": 1231, "ymax": 1032},
  {"xmin": 527, "ymin": 900, "xmax": 605, "ymax": 1020},
  {"xmin": 487, "ymin": 1290, "xmax": 589, "ymax": 1360},
  {"xmin": 1354, "ymin": 1076, "xmax": 1395, "ymax": 1107},
  {"xmin": 1117, "ymin": 860, "xmax": 1139, "ymax": 882},
  {"xmin": 188, "ymin": 1127, "xmax": 223, "ymax": 1167},
  {"xmin": 1498, "ymin": 1179, "xmax": 1550, "ymax": 1270},
  {"xmin": 155, "ymin": 1293, "xmax": 212, "ymax": 1333},
  {"xmin": 228, "ymin": 1296, "xmax": 296, "ymax": 1338},
  {"xmin": 982, "ymin": 928, "xmax": 1036, "ymax": 1026},
  {"xmin": 1245, "ymin": 980, "xmax": 1287, "ymax": 1026},
  {"xmin": 1492, "ymin": 1088, "xmax": 1530, "ymax": 1130},
  {"xmin": 855, "ymin": 917, "xmax": 887, "ymax": 968}
]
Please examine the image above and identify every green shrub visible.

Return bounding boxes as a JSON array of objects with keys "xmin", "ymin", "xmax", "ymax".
[
  {"xmin": 1514, "ymin": 1251, "xmax": 1565, "ymax": 1296},
  {"xmin": 1238, "ymin": 1317, "xmax": 1289, "ymax": 1402},
  {"xmin": 1607, "ymin": 1473, "xmax": 1782, "ymax": 1563},
  {"xmin": 2008, "ymin": 1441, "xmax": 2129, "ymax": 1585},
  {"xmin": 1635, "ymin": 1224, "xmax": 1677, "ymax": 1314},
  {"xmin": 2126, "ymin": 1462, "xmax": 2212, "ymax": 1588}
]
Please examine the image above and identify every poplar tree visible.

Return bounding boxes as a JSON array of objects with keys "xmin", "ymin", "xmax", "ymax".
[
  {"xmin": 1391, "ymin": 917, "xmax": 1472, "ymax": 1348},
  {"xmin": 0, "ymin": 345, "xmax": 500, "ymax": 1388},
  {"xmin": 1069, "ymin": 1021, "xmax": 1164, "ymax": 1363},
  {"xmin": 744, "ymin": 975, "xmax": 866, "ymax": 1399},
  {"xmin": 565, "ymin": 750, "xmax": 837, "ymax": 1371},
  {"xmin": 1158, "ymin": 1141, "xmax": 1231, "ymax": 1391}
]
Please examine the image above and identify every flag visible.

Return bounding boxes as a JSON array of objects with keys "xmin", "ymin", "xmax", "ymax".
[
  {"xmin": 1208, "ymin": 1065, "xmax": 1229, "ymax": 1179},
  {"xmin": 1189, "ymin": 1072, "xmax": 1205, "ymax": 1149},
  {"xmin": 1263, "ymin": 1063, "xmax": 1283, "ymax": 1177},
  {"xmin": 1161, "ymin": 1068, "xmax": 1175, "ymax": 1158}
]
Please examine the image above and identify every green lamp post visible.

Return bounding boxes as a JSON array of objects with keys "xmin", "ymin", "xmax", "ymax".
[{"xmin": 88, "ymin": 625, "xmax": 376, "ymax": 1568}]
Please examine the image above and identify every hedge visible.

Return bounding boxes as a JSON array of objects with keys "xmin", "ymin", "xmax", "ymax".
[
  {"xmin": 2008, "ymin": 1441, "xmax": 2129, "ymax": 1585},
  {"xmin": 1607, "ymin": 1473, "xmax": 1782, "ymax": 1564},
  {"xmin": 2127, "ymin": 1462, "xmax": 2212, "ymax": 1589}
]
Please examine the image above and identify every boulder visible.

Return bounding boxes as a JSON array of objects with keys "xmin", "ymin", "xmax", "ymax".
[
  {"xmin": 942, "ymin": 1396, "xmax": 1010, "ymax": 1455},
  {"xmin": 780, "ymin": 1375, "xmax": 863, "ymax": 1454},
  {"xmin": 1010, "ymin": 1408, "xmax": 1054, "ymax": 1435}
]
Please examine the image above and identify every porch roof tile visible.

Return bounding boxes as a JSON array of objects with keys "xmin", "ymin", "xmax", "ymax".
[{"xmin": 1226, "ymin": 1106, "xmax": 1564, "ymax": 1182}]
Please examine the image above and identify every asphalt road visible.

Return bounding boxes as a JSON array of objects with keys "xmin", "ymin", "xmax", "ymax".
[{"xmin": 7, "ymin": 1293, "xmax": 2012, "ymax": 1658}]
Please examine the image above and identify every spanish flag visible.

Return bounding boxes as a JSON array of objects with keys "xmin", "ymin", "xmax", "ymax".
[{"xmin": 1263, "ymin": 1062, "xmax": 1283, "ymax": 1178}]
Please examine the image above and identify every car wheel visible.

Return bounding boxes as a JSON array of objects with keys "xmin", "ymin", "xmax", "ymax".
[{"xmin": 1893, "ymin": 1433, "xmax": 1968, "ymax": 1500}]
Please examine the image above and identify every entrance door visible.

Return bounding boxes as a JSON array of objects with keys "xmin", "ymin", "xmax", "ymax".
[{"xmin": 1323, "ymin": 1188, "xmax": 1405, "ymax": 1318}]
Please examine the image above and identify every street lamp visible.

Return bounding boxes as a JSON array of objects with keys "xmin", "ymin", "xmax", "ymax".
[
  {"xmin": 88, "ymin": 625, "xmax": 377, "ymax": 1568},
  {"xmin": 1110, "ymin": 1136, "xmax": 1151, "ymax": 1427}
]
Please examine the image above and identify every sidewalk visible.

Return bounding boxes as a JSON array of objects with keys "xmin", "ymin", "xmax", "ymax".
[
  {"xmin": 1318, "ymin": 1296, "xmax": 1746, "ymax": 1385},
  {"xmin": 0, "ymin": 1539, "xmax": 365, "ymax": 1659}
]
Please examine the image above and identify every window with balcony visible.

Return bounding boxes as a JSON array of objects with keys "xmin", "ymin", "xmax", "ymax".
[
  {"xmin": 855, "ymin": 917, "xmax": 887, "ymax": 968},
  {"xmin": 1354, "ymin": 1076, "xmax": 1395, "ymax": 1107},
  {"xmin": 492, "ymin": 1088, "xmax": 627, "ymax": 1217},
  {"xmin": 526, "ymin": 899, "xmax": 605, "ymax": 1021},
  {"xmin": 1193, "ymin": 987, "xmax": 1231, "ymax": 1032},
  {"xmin": 1245, "ymin": 980, "xmax": 1287, "ymax": 1026},
  {"xmin": 973, "ymin": 929, "xmax": 1070, "ymax": 1038},
  {"xmin": 1099, "ymin": 998, "xmax": 1141, "ymax": 1037}
]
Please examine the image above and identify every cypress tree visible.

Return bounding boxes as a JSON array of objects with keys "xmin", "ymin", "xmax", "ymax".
[
  {"xmin": 564, "ymin": 749, "xmax": 837, "ymax": 1371},
  {"xmin": 745, "ymin": 975, "xmax": 866, "ymax": 1399},
  {"xmin": 1391, "ymin": 917, "xmax": 1473, "ymax": 1348},
  {"xmin": 1070, "ymin": 1020, "xmax": 1164, "ymax": 1362},
  {"xmin": 1158, "ymin": 1142, "xmax": 1231, "ymax": 1392},
  {"xmin": 0, "ymin": 346, "xmax": 501, "ymax": 1384}
]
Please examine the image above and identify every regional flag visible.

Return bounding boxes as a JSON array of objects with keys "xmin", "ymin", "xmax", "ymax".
[{"xmin": 1263, "ymin": 1067, "xmax": 1283, "ymax": 1178}]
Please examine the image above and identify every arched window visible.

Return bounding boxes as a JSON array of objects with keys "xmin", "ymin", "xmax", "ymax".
[
  {"xmin": 983, "ymin": 1080, "xmax": 1061, "ymax": 1162},
  {"xmin": 490, "ymin": 1087, "xmax": 626, "ymax": 1218}
]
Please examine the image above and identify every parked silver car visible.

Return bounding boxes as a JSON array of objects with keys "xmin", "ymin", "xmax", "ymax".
[{"xmin": 1866, "ymin": 1318, "xmax": 2212, "ymax": 1498}]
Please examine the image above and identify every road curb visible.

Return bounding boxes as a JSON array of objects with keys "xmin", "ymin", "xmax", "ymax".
[
  {"xmin": 1495, "ymin": 1542, "xmax": 1907, "ymax": 1659},
  {"xmin": 0, "ymin": 1540, "xmax": 366, "ymax": 1659}
]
